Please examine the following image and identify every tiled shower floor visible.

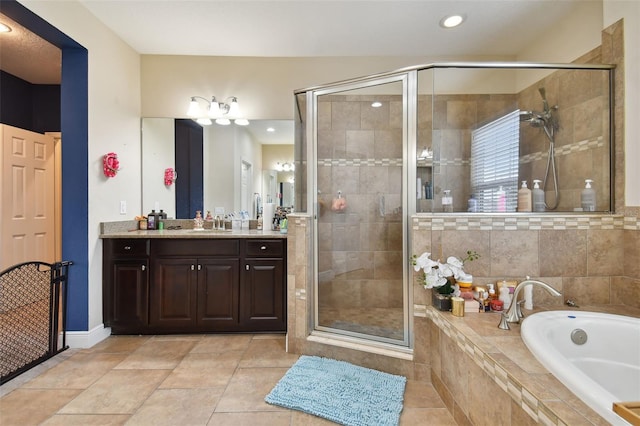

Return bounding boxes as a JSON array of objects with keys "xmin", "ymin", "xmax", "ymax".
[{"xmin": 0, "ymin": 334, "xmax": 455, "ymax": 425}]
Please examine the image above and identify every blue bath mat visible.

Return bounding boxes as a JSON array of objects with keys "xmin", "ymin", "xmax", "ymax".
[{"xmin": 265, "ymin": 355, "xmax": 406, "ymax": 426}]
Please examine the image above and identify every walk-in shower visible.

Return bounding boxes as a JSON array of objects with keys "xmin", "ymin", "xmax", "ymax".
[
  {"xmin": 294, "ymin": 62, "xmax": 614, "ymax": 349},
  {"xmin": 519, "ymin": 87, "xmax": 560, "ymax": 210}
]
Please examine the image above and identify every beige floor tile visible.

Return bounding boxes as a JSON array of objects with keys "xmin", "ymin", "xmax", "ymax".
[
  {"xmin": 114, "ymin": 339, "xmax": 196, "ymax": 370},
  {"xmin": 215, "ymin": 367, "xmax": 289, "ymax": 413},
  {"xmin": 22, "ymin": 352, "xmax": 127, "ymax": 389},
  {"xmin": 403, "ymin": 380, "xmax": 447, "ymax": 409},
  {"xmin": 126, "ymin": 388, "xmax": 222, "ymax": 426},
  {"xmin": 58, "ymin": 369, "xmax": 169, "ymax": 414},
  {"xmin": 85, "ymin": 335, "xmax": 152, "ymax": 354},
  {"xmin": 159, "ymin": 366, "xmax": 235, "ymax": 389},
  {"xmin": 40, "ymin": 414, "xmax": 130, "ymax": 425},
  {"xmin": 400, "ymin": 407, "xmax": 457, "ymax": 425},
  {"xmin": 238, "ymin": 337, "xmax": 299, "ymax": 368},
  {"xmin": 207, "ymin": 411, "xmax": 292, "ymax": 425},
  {"xmin": 0, "ymin": 389, "xmax": 81, "ymax": 426},
  {"xmin": 290, "ymin": 410, "xmax": 340, "ymax": 425},
  {"xmin": 178, "ymin": 350, "xmax": 244, "ymax": 370},
  {"xmin": 190, "ymin": 334, "xmax": 253, "ymax": 353}
]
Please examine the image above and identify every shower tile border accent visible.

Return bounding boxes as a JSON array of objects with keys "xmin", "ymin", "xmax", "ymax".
[
  {"xmin": 519, "ymin": 136, "xmax": 604, "ymax": 164},
  {"xmin": 317, "ymin": 158, "xmax": 403, "ymax": 167},
  {"xmin": 421, "ymin": 305, "xmax": 568, "ymax": 426},
  {"xmin": 412, "ymin": 214, "xmax": 626, "ymax": 231}
]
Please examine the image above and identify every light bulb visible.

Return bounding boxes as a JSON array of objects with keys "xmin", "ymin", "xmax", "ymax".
[
  {"xmin": 234, "ymin": 118, "xmax": 249, "ymax": 126},
  {"xmin": 215, "ymin": 118, "xmax": 231, "ymax": 126},
  {"xmin": 196, "ymin": 117, "xmax": 212, "ymax": 126}
]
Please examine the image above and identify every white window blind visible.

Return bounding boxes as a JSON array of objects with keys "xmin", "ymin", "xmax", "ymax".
[{"xmin": 471, "ymin": 110, "xmax": 520, "ymax": 212}]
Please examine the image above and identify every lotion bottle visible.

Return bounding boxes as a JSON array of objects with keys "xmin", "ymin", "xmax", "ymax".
[
  {"xmin": 442, "ymin": 190, "xmax": 453, "ymax": 212},
  {"xmin": 496, "ymin": 186, "xmax": 506, "ymax": 212},
  {"xmin": 532, "ymin": 180, "xmax": 545, "ymax": 212},
  {"xmin": 517, "ymin": 181, "xmax": 532, "ymax": 212},
  {"xmin": 581, "ymin": 179, "xmax": 596, "ymax": 212}
]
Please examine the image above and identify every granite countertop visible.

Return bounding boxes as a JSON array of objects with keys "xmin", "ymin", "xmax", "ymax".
[{"xmin": 99, "ymin": 220, "xmax": 287, "ymax": 239}]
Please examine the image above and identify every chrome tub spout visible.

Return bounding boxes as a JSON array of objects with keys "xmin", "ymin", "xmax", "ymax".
[{"xmin": 498, "ymin": 278, "xmax": 561, "ymax": 330}]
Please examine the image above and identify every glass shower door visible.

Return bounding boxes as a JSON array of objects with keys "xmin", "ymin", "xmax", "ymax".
[{"xmin": 314, "ymin": 75, "xmax": 408, "ymax": 345}]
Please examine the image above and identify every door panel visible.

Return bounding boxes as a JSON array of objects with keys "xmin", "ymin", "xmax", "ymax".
[
  {"xmin": 197, "ymin": 258, "xmax": 240, "ymax": 329},
  {"xmin": 1, "ymin": 124, "xmax": 55, "ymax": 270}
]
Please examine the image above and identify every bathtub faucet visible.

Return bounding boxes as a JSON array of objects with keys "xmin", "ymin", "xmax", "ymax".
[{"xmin": 498, "ymin": 277, "xmax": 561, "ymax": 330}]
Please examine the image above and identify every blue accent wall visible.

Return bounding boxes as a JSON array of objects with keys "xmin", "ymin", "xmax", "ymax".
[{"xmin": 1, "ymin": 1, "xmax": 89, "ymax": 331}]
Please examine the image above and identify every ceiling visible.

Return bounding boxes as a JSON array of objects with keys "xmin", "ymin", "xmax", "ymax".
[{"xmin": 1, "ymin": 0, "xmax": 591, "ymax": 85}]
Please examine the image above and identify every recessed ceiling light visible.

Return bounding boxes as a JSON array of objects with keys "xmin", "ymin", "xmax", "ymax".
[
  {"xmin": 267, "ymin": 127, "xmax": 275, "ymax": 132},
  {"xmin": 440, "ymin": 14, "xmax": 465, "ymax": 29},
  {"xmin": 0, "ymin": 23, "xmax": 12, "ymax": 33},
  {"xmin": 371, "ymin": 101, "xmax": 382, "ymax": 108}
]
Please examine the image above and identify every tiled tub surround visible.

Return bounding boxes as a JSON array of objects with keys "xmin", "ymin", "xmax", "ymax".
[
  {"xmin": 424, "ymin": 304, "xmax": 640, "ymax": 426},
  {"xmin": 286, "ymin": 212, "xmax": 640, "ymax": 424}
]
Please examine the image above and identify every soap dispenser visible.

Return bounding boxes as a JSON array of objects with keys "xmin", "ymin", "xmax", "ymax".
[
  {"xmin": 581, "ymin": 179, "xmax": 596, "ymax": 212},
  {"xmin": 532, "ymin": 180, "xmax": 545, "ymax": 212},
  {"xmin": 517, "ymin": 181, "xmax": 532, "ymax": 212},
  {"xmin": 496, "ymin": 186, "xmax": 506, "ymax": 212}
]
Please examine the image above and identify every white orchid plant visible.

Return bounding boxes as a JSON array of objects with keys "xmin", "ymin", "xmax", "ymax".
[{"xmin": 412, "ymin": 250, "xmax": 480, "ymax": 295}]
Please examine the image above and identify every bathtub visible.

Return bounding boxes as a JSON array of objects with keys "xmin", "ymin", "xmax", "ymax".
[{"xmin": 521, "ymin": 310, "xmax": 640, "ymax": 426}]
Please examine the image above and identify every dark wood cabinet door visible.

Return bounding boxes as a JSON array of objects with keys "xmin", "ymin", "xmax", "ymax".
[
  {"xmin": 241, "ymin": 258, "xmax": 285, "ymax": 331},
  {"xmin": 110, "ymin": 259, "xmax": 149, "ymax": 329},
  {"xmin": 197, "ymin": 258, "xmax": 240, "ymax": 330},
  {"xmin": 150, "ymin": 257, "xmax": 198, "ymax": 329}
]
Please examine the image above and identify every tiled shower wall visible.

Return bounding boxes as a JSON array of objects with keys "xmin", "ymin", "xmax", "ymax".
[
  {"xmin": 517, "ymin": 65, "xmax": 611, "ymax": 211},
  {"xmin": 316, "ymin": 94, "xmax": 404, "ymax": 311}
]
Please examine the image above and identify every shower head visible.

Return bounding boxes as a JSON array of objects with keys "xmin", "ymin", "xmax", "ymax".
[{"xmin": 520, "ymin": 110, "xmax": 545, "ymax": 127}]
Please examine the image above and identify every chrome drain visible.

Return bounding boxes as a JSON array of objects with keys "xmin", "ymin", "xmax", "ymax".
[{"xmin": 571, "ymin": 328, "xmax": 588, "ymax": 345}]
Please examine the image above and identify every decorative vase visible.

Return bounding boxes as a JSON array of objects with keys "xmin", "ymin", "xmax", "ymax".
[{"xmin": 432, "ymin": 291, "xmax": 452, "ymax": 311}]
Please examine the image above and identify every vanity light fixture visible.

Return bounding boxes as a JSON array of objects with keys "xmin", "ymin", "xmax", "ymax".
[
  {"xmin": 371, "ymin": 101, "xmax": 382, "ymax": 108},
  {"xmin": 440, "ymin": 14, "xmax": 466, "ymax": 28},
  {"xmin": 266, "ymin": 127, "xmax": 275, "ymax": 132},
  {"xmin": 186, "ymin": 96, "xmax": 249, "ymax": 126},
  {"xmin": 276, "ymin": 162, "xmax": 295, "ymax": 172},
  {"xmin": 0, "ymin": 22, "xmax": 11, "ymax": 33}
]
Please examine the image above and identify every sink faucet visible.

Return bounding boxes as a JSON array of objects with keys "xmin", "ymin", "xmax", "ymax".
[{"xmin": 498, "ymin": 277, "xmax": 561, "ymax": 330}]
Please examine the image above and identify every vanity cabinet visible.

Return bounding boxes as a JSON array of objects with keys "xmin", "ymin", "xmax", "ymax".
[
  {"xmin": 102, "ymin": 239, "xmax": 150, "ymax": 333},
  {"xmin": 242, "ymin": 240, "xmax": 286, "ymax": 331},
  {"xmin": 102, "ymin": 237, "xmax": 286, "ymax": 334}
]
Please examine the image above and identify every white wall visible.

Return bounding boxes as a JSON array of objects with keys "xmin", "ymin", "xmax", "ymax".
[
  {"xmin": 604, "ymin": 0, "xmax": 639, "ymax": 207},
  {"xmin": 20, "ymin": 1, "xmax": 141, "ymax": 337},
  {"xmin": 142, "ymin": 118, "xmax": 175, "ymax": 218}
]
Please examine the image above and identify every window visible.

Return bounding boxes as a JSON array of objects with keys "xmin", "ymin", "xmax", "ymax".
[{"xmin": 470, "ymin": 110, "xmax": 520, "ymax": 212}]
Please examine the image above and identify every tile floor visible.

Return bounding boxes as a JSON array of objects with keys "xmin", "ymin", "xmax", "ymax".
[{"xmin": 0, "ymin": 334, "xmax": 456, "ymax": 425}]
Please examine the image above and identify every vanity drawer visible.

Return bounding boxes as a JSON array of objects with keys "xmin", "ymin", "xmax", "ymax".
[
  {"xmin": 245, "ymin": 239, "xmax": 284, "ymax": 257},
  {"xmin": 109, "ymin": 239, "xmax": 149, "ymax": 257}
]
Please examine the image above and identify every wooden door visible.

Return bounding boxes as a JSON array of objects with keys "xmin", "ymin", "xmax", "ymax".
[
  {"xmin": 110, "ymin": 259, "xmax": 149, "ymax": 330},
  {"xmin": 0, "ymin": 124, "xmax": 55, "ymax": 270},
  {"xmin": 197, "ymin": 258, "xmax": 240, "ymax": 330},
  {"xmin": 150, "ymin": 257, "xmax": 198, "ymax": 329},
  {"xmin": 241, "ymin": 258, "xmax": 285, "ymax": 331}
]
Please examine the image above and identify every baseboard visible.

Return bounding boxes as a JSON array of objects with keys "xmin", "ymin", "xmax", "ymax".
[{"xmin": 65, "ymin": 324, "xmax": 111, "ymax": 348}]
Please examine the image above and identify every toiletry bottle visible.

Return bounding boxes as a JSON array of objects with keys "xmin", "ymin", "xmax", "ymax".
[
  {"xmin": 467, "ymin": 194, "xmax": 477, "ymax": 212},
  {"xmin": 159, "ymin": 209, "xmax": 167, "ymax": 220},
  {"xmin": 532, "ymin": 180, "xmax": 545, "ymax": 212},
  {"xmin": 499, "ymin": 285, "xmax": 511, "ymax": 310},
  {"xmin": 581, "ymin": 179, "xmax": 596, "ymax": 212},
  {"xmin": 517, "ymin": 181, "xmax": 532, "ymax": 212},
  {"xmin": 496, "ymin": 186, "xmax": 506, "ymax": 212},
  {"xmin": 417, "ymin": 178, "xmax": 422, "ymax": 200},
  {"xmin": 147, "ymin": 209, "xmax": 157, "ymax": 230},
  {"xmin": 442, "ymin": 190, "xmax": 453, "ymax": 212}
]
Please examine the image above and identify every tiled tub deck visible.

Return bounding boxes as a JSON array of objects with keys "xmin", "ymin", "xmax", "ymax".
[{"xmin": 421, "ymin": 304, "xmax": 640, "ymax": 425}]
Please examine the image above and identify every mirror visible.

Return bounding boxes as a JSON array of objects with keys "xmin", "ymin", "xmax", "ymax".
[{"xmin": 142, "ymin": 119, "xmax": 294, "ymax": 218}]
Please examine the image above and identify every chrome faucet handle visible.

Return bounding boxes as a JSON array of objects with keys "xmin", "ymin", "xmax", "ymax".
[
  {"xmin": 498, "ymin": 312, "xmax": 510, "ymax": 330},
  {"xmin": 516, "ymin": 299, "xmax": 525, "ymax": 319}
]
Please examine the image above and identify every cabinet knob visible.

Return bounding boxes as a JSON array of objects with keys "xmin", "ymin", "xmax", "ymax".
[
  {"xmin": 124, "ymin": 246, "xmax": 131, "ymax": 250},
  {"xmin": 246, "ymin": 264, "xmax": 250, "ymax": 271},
  {"xmin": 141, "ymin": 265, "xmax": 146, "ymax": 271},
  {"xmin": 198, "ymin": 264, "xmax": 202, "ymax": 271},
  {"xmin": 191, "ymin": 265, "xmax": 195, "ymax": 270},
  {"xmin": 260, "ymin": 245, "xmax": 267, "ymax": 250}
]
